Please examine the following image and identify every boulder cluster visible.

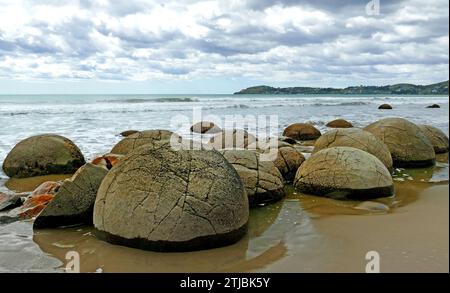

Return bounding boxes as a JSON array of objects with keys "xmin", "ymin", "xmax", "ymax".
[{"xmin": 1, "ymin": 117, "xmax": 448, "ymax": 252}]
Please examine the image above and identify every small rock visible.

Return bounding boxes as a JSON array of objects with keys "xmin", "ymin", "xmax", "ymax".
[
  {"xmin": 18, "ymin": 194, "xmax": 55, "ymax": 219},
  {"xmin": 378, "ymin": 104, "xmax": 393, "ymax": 110},
  {"xmin": 31, "ymin": 181, "xmax": 61, "ymax": 197},
  {"xmin": 120, "ymin": 130, "xmax": 139, "ymax": 137},
  {"xmin": 426, "ymin": 104, "xmax": 440, "ymax": 108},
  {"xmin": 0, "ymin": 192, "xmax": 23, "ymax": 211},
  {"xmin": 326, "ymin": 119, "xmax": 353, "ymax": 128}
]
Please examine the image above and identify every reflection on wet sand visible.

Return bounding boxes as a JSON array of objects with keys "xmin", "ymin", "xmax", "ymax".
[{"xmin": 33, "ymin": 200, "xmax": 317, "ymax": 272}]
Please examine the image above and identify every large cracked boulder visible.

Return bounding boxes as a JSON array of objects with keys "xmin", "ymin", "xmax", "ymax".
[
  {"xmin": 418, "ymin": 125, "xmax": 449, "ymax": 154},
  {"xmin": 110, "ymin": 130, "xmax": 181, "ymax": 155},
  {"xmin": 283, "ymin": 123, "xmax": 321, "ymax": 141},
  {"xmin": 220, "ymin": 150, "xmax": 285, "ymax": 206},
  {"xmin": 313, "ymin": 128, "xmax": 393, "ymax": 170},
  {"xmin": 93, "ymin": 144, "xmax": 249, "ymax": 252},
  {"xmin": 209, "ymin": 129, "xmax": 257, "ymax": 149},
  {"xmin": 2, "ymin": 134, "xmax": 85, "ymax": 178},
  {"xmin": 294, "ymin": 147, "xmax": 394, "ymax": 200},
  {"xmin": 33, "ymin": 163, "xmax": 108, "ymax": 228},
  {"xmin": 364, "ymin": 118, "xmax": 435, "ymax": 167}
]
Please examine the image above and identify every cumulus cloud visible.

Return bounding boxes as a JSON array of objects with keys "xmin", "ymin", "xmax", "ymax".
[{"xmin": 0, "ymin": 0, "xmax": 448, "ymax": 88}]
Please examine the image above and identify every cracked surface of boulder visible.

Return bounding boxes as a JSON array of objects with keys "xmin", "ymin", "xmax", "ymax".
[
  {"xmin": 93, "ymin": 144, "xmax": 249, "ymax": 252},
  {"xmin": 313, "ymin": 128, "xmax": 393, "ymax": 170},
  {"xmin": 364, "ymin": 118, "xmax": 435, "ymax": 167},
  {"xmin": 220, "ymin": 150, "xmax": 285, "ymax": 206},
  {"xmin": 33, "ymin": 163, "xmax": 108, "ymax": 228},
  {"xmin": 283, "ymin": 123, "xmax": 321, "ymax": 141},
  {"xmin": 294, "ymin": 147, "xmax": 394, "ymax": 200},
  {"xmin": 418, "ymin": 125, "xmax": 449, "ymax": 154},
  {"xmin": 190, "ymin": 121, "xmax": 222, "ymax": 134},
  {"xmin": 271, "ymin": 145, "xmax": 305, "ymax": 182},
  {"xmin": 2, "ymin": 134, "xmax": 85, "ymax": 178},
  {"xmin": 209, "ymin": 129, "xmax": 257, "ymax": 149},
  {"xmin": 110, "ymin": 130, "xmax": 181, "ymax": 155},
  {"xmin": 326, "ymin": 119, "xmax": 353, "ymax": 128}
]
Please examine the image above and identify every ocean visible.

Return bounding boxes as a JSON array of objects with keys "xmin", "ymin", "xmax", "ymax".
[{"xmin": 0, "ymin": 94, "xmax": 449, "ymax": 176}]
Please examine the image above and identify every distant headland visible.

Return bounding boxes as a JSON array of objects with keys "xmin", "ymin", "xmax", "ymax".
[{"xmin": 234, "ymin": 80, "xmax": 449, "ymax": 95}]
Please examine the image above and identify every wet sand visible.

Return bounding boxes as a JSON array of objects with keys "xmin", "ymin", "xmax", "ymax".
[{"xmin": 0, "ymin": 155, "xmax": 448, "ymax": 273}]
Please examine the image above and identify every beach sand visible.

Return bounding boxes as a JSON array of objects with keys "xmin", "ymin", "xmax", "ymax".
[{"xmin": 0, "ymin": 154, "xmax": 447, "ymax": 273}]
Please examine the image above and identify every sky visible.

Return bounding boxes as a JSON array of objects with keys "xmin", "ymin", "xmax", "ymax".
[{"xmin": 0, "ymin": 0, "xmax": 448, "ymax": 94}]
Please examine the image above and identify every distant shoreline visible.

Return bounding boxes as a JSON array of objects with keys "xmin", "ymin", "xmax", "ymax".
[{"xmin": 234, "ymin": 80, "xmax": 449, "ymax": 95}]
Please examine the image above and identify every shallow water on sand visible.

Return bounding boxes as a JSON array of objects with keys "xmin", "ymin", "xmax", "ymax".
[{"xmin": 0, "ymin": 156, "xmax": 448, "ymax": 273}]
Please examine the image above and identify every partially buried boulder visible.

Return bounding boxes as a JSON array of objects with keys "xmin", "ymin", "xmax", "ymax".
[
  {"xmin": 426, "ymin": 104, "xmax": 440, "ymax": 108},
  {"xmin": 110, "ymin": 130, "xmax": 181, "ymax": 155},
  {"xmin": 378, "ymin": 104, "xmax": 392, "ymax": 110},
  {"xmin": 283, "ymin": 123, "xmax": 321, "ymax": 141},
  {"xmin": 190, "ymin": 121, "xmax": 222, "ymax": 134},
  {"xmin": 313, "ymin": 128, "xmax": 393, "ymax": 170},
  {"xmin": 93, "ymin": 144, "xmax": 249, "ymax": 252},
  {"xmin": 33, "ymin": 163, "xmax": 108, "ymax": 228},
  {"xmin": 326, "ymin": 119, "xmax": 353, "ymax": 128},
  {"xmin": 364, "ymin": 118, "xmax": 435, "ymax": 167},
  {"xmin": 209, "ymin": 129, "xmax": 257, "ymax": 149},
  {"xmin": 294, "ymin": 147, "xmax": 394, "ymax": 200},
  {"xmin": 418, "ymin": 125, "xmax": 449, "ymax": 154},
  {"xmin": 220, "ymin": 150, "xmax": 285, "ymax": 206},
  {"xmin": 120, "ymin": 130, "xmax": 139, "ymax": 137},
  {"xmin": 2, "ymin": 134, "xmax": 85, "ymax": 178},
  {"xmin": 271, "ymin": 144, "xmax": 305, "ymax": 182}
]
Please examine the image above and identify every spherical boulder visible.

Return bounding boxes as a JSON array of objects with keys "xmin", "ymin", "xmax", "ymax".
[
  {"xmin": 326, "ymin": 119, "xmax": 353, "ymax": 128},
  {"xmin": 110, "ymin": 130, "xmax": 181, "ymax": 155},
  {"xmin": 220, "ymin": 150, "xmax": 285, "ymax": 206},
  {"xmin": 283, "ymin": 123, "xmax": 321, "ymax": 141},
  {"xmin": 93, "ymin": 144, "xmax": 249, "ymax": 252},
  {"xmin": 2, "ymin": 134, "xmax": 85, "ymax": 178},
  {"xmin": 418, "ymin": 125, "xmax": 449, "ymax": 154},
  {"xmin": 190, "ymin": 121, "xmax": 222, "ymax": 134},
  {"xmin": 364, "ymin": 118, "xmax": 435, "ymax": 167},
  {"xmin": 294, "ymin": 147, "xmax": 394, "ymax": 200},
  {"xmin": 378, "ymin": 104, "xmax": 392, "ymax": 110},
  {"xmin": 209, "ymin": 129, "xmax": 257, "ymax": 149},
  {"xmin": 313, "ymin": 128, "xmax": 393, "ymax": 170},
  {"xmin": 34, "ymin": 163, "xmax": 108, "ymax": 228},
  {"xmin": 272, "ymin": 145, "xmax": 305, "ymax": 182}
]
